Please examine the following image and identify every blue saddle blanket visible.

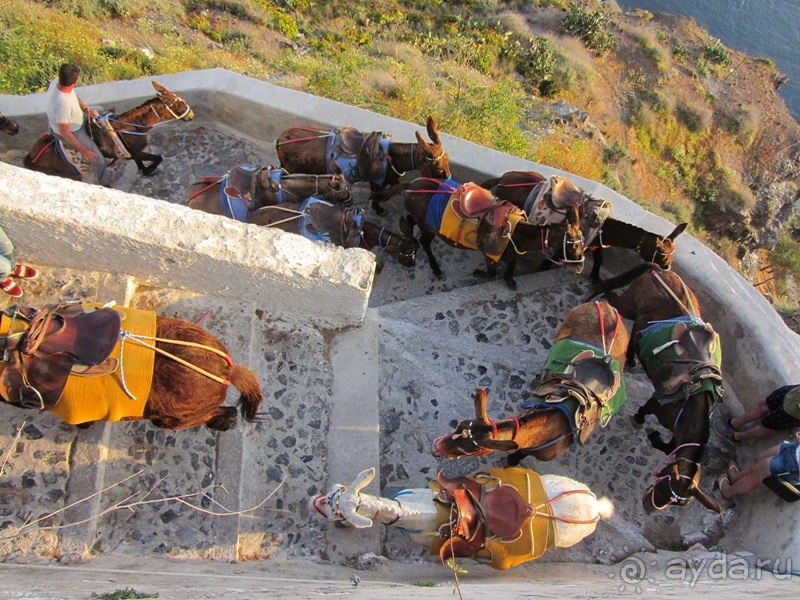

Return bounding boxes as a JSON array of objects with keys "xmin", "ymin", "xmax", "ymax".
[
  {"xmin": 424, "ymin": 179, "xmax": 461, "ymax": 231},
  {"xmin": 326, "ymin": 133, "xmax": 391, "ymax": 185}
]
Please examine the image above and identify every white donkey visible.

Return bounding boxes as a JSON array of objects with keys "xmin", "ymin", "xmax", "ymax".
[{"xmin": 310, "ymin": 466, "xmax": 614, "ymax": 570}]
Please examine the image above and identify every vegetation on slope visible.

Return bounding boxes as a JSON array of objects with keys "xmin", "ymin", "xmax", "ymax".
[{"xmin": 1, "ymin": 0, "xmax": 799, "ymax": 310}]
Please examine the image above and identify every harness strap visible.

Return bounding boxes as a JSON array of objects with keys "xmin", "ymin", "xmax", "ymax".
[
  {"xmin": 187, "ymin": 177, "xmax": 224, "ymax": 201},
  {"xmin": 652, "ymin": 271, "xmax": 697, "ymax": 317}
]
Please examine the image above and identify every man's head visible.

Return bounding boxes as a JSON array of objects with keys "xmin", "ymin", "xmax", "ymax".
[{"xmin": 58, "ymin": 63, "xmax": 81, "ymax": 87}]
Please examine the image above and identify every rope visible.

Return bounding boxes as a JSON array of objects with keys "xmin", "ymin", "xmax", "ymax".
[
  {"xmin": 119, "ymin": 332, "xmax": 233, "ymax": 387},
  {"xmin": 652, "ymin": 271, "xmax": 697, "ymax": 316},
  {"xmin": 187, "ymin": 177, "xmax": 224, "ymax": 201}
]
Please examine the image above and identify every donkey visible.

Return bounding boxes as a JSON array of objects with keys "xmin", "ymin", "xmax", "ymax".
[
  {"xmin": 589, "ymin": 263, "xmax": 723, "ymax": 513},
  {"xmin": 248, "ymin": 200, "xmax": 417, "ymax": 268},
  {"xmin": 24, "ymin": 81, "xmax": 194, "ymax": 179},
  {"xmin": 0, "ymin": 111, "xmax": 19, "ymax": 135},
  {"xmin": 0, "ymin": 302, "xmax": 263, "ymax": 431},
  {"xmin": 481, "ymin": 171, "xmax": 687, "ymax": 282},
  {"xmin": 276, "ymin": 115, "xmax": 450, "ymax": 215},
  {"xmin": 186, "ymin": 164, "xmax": 352, "ymax": 220},
  {"xmin": 311, "ymin": 466, "xmax": 613, "ymax": 570},
  {"xmin": 377, "ymin": 178, "xmax": 584, "ymax": 288},
  {"xmin": 433, "ymin": 301, "xmax": 629, "ymax": 463}
]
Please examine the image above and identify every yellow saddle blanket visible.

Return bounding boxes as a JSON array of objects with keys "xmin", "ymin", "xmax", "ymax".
[
  {"xmin": 431, "ymin": 467, "xmax": 556, "ymax": 570},
  {"xmin": 52, "ymin": 305, "xmax": 156, "ymax": 424},
  {"xmin": 439, "ymin": 193, "xmax": 526, "ymax": 262}
]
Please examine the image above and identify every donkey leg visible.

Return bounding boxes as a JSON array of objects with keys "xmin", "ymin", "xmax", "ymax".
[
  {"xmin": 589, "ymin": 247, "xmax": 603, "ymax": 283},
  {"xmin": 370, "ymin": 183, "xmax": 388, "ymax": 217},
  {"xmin": 646, "ymin": 429, "xmax": 675, "ymax": 454},
  {"xmin": 473, "ymin": 256, "xmax": 499, "ymax": 281},
  {"xmin": 133, "ymin": 152, "xmax": 163, "ymax": 176},
  {"xmin": 502, "ymin": 259, "xmax": 517, "ymax": 290},
  {"xmin": 633, "ymin": 396, "xmax": 658, "ymax": 426},
  {"xmin": 418, "ymin": 229, "xmax": 444, "ymax": 279}
]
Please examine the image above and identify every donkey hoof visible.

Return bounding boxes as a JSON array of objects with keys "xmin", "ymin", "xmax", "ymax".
[
  {"xmin": 473, "ymin": 268, "xmax": 490, "ymax": 279},
  {"xmin": 632, "ymin": 414, "xmax": 645, "ymax": 428},
  {"xmin": 504, "ymin": 278, "xmax": 517, "ymax": 290},
  {"xmin": 371, "ymin": 204, "xmax": 387, "ymax": 217}
]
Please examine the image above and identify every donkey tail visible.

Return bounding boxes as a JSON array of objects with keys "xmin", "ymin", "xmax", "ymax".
[
  {"xmin": 229, "ymin": 364, "xmax": 264, "ymax": 423},
  {"xmin": 595, "ymin": 497, "xmax": 615, "ymax": 520},
  {"xmin": 587, "ymin": 262, "xmax": 662, "ymax": 300}
]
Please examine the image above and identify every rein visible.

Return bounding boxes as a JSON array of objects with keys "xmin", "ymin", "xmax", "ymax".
[
  {"xmin": 117, "ymin": 331, "xmax": 233, "ymax": 399},
  {"xmin": 534, "ymin": 489, "xmax": 601, "ymax": 525},
  {"xmin": 187, "ymin": 176, "xmax": 225, "ymax": 201},
  {"xmin": 652, "ymin": 271, "xmax": 698, "ymax": 316},
  {"xmin": 647, "ymin": 442, "xmax": 704, "ymax": 510}
]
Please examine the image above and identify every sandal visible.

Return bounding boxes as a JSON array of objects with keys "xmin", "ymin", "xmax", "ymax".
[
  {"xmin": 0, "ymin": 277, "xmax": 23, "ymax": 298},
  {"xmin": 727, "ymin": 463, "xmax": 740, "ymax": 479},
  {"xmin": 716, "ymin": 475, "xmax": 732, "ymax": 500},
  {"xmin": 11, "ymin": 264, "xmax": 38, "ymax": 280}
]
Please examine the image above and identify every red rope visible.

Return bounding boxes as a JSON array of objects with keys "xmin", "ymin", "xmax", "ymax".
[
  {"xmin": 187, "ymin": 177, "xmax": 224, "ymax": 201},
  {"xmin": 31, "ymin": 135, "xmax": 55, "ymax": 164}
]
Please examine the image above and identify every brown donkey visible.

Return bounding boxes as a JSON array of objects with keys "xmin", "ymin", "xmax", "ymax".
[
  {"xmin": 481, "ymin": 171, "xmax": 687, "ymax": 282},
  {"xmin": 276, "ymin": 115, "xmax": 450, "ymax": 214},
  {"xmin": 589, "ymin": 263, "xmax": 723, "ymax": 513},
  {"xmin": 0, "ymin": 111, "xmax": 19, "ymax": 135},
  {"xmin": 432, "ymin": 301, "xmax": 629, "ymax": 463}
]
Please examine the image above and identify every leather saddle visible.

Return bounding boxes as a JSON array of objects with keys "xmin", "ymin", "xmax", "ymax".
[
  {"xmin": 0, "ymin": 302, "xmax": 121, "ymax": 410},
  {"xmin": 535, "ymin": 349, "xmax": 620, "ymax": 444},
  {"xmin": 435, "ymin": 471, "xmax": 534, "ymax": 562},
  {"xmin": 649, "ymin": 321, "xmax": 722, "ymax": 397},
  {"xmin": 549, "ymin": 176, "xmax": 584, "ymax": 211},
  {"xmin": 451, "ymin": 183, "xmax": 500, "ymax": 221},
  {"xmin": 224, "ymin": 165, "xmax": 279, "ymax": 208}
]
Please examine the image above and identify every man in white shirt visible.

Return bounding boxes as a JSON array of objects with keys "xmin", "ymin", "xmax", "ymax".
[{"xmin": 45, "ymin": 63, "xmax": 110, "ymax": 186}]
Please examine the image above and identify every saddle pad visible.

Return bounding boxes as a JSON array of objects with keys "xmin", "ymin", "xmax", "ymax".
[
  {"xmin": 269, "ymin": 168, "xmax": 289, "ymax": 204},
  {"xmin": 540, "ymin": 339, "xmax": 627, "ymax": 427},
  {"xmin": 439, "ymin": 194, "xmax": 480, "ymax": 250},
  {"xmin": 53, "ymin": 136, "xmax": 95, "ymax": 183},
  {"xmin": 50, "ymin": 305, "xmax": 157, "ymax": 424},
  {"xmin": 326, "ymin": 132, "xmax": 391, "ymax": 185},
  {"xmin": 637, "ymin": 317, "xmax": 722, "ymax": 403},
  {"xmin": 429, "ymin": 467, "xmax": 555, "ymax": 570},
  {"xmin": 218, "ymin": 175, "xmax": 250, "ymax": 222},
  {"xmin": 423, "ymin": 179, "xmax": 460, "ymax": 232}
]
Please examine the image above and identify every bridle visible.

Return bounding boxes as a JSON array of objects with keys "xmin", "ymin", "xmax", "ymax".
[
  {"xmin": 361, "ymin": 225, "xmax": 416, "ymax": 267},
  {"xmin": 152, "ymin": 93, "xmax": 193, "ymax": 121},
  {"xmin": 638, "ymin": 235, "xmax": 675, "ymax": 269},
  {"xmin": 645, "ymin": 442, "xmax": 703, "ymax": 510},
  {"xmin": 435, "ymin": 416, "xmax": 521, "ymax": 458}
]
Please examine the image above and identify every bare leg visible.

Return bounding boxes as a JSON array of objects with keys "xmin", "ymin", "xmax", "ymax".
[
  {"xmin": 732, "ymin": 423, "xmax": 774, "ymax": 442},
  {"xmin": 721, "ymin": 443, "xmax": 783, "ymax": 498},
  {"xmin": 730, "ymin": 399, "xmax": 769, "ymax": 431}
]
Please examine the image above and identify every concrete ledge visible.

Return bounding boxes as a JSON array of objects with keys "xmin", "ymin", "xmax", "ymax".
[{"xmin": 0, "ymin": 162, "xmax": 374, "ymax": 329}]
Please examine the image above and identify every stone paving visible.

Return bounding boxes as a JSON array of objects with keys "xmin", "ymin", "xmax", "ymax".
[{"xmin": 0, "ymin": 119, "xmax": 744, "ymax": 569}]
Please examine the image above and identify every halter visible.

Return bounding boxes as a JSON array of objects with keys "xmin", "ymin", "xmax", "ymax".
[
  {"xmin": 442, "ymin": 416, "xmax": 522, "ymax": 457},
  {"xmin": 638, "ymin": 235, "xmax": 675, "ymax": 268},
  {"xmin": 152, "ymin": 94, "xmax": 193, "ymax": 121},
  {"xmin": 646, "ymin": 442, "xmax": 703, "ymax": 510},
  {"xmin": 367, "ymin": 226, "xmax": 415, "ymax": 267},
  {"xmin": 110, "ymin": 94, "xmax": 192, "ymax": 133}
]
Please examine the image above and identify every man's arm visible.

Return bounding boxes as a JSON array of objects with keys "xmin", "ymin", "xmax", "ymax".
[
  {"xmin": 77, "ymin": 96, "xmax": 99, "ymax": 118},
  {"xmin": 57, "ymin": 122, "xmax": 97, "ymax": 162}
]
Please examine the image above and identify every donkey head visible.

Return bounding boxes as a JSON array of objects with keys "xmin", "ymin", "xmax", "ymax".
[
  {"xmin": 649, "ymin": 222, "xmax": 687, "ymax": 270},
  {"xmin": 643, "ymin": 461, "xmax": 721, "ymax": 514},
  {"xmin": 432, "ymin": 388, "xmax": 520, "ymax": 459},
  {"xmin": 152, "ymin": 81, "xmax": 194, "ymax": 121},
  {"xmin": 415, "ymin": 115, "xmax": 451, "ymax": 179}
]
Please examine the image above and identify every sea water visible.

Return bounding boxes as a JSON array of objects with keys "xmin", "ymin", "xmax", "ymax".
[{"xmin": 615, "ymin": 0, "xmax": 800, "ymax": 121}]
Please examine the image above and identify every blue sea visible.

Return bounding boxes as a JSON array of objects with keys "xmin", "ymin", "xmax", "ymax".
[{"xmin": 615, "ymin": 0, "xmax": 800, "ymax": 121}]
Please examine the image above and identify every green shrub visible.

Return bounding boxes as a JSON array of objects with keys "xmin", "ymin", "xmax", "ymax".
[
  {"xmin": 512, "ymin": 35, "xmax": 558, "ymax": 96},
  {"xmin": 772, "ymin": 232, "xmax": 800, "ymax": 281},
  {"xmin": 560, "ymin": 3, "xmax": 616, "ymax": 56},
  {"xmin": 675, "ymin": 100, "xmax": 712, "ymax": 132},
  {"xmin": 603, "ymin": 140, "xmax": 630, "ymax": 164},
  {"xmin": 702, "ymin": 38, "xmax": 730, "ymax": 65}
]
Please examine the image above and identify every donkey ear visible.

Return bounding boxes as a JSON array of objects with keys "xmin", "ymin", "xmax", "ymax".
[
  {"xmin": 667, "ymin": 222, "xmax": 688, "ymax": 240},
  {"xmin": 567, "ymin": 205, "xmax": 581, "ymax": 226},
  {"xmin": 690, "ymin": 486, "xmax": 723, "ymax": 514},
  {"xmin": 474, "ymin": 388, "xmax": 489, "ymax": 421},
  {"xmin": 415, "ymin": 130, "xmax": 432, "ymax": 152},
  {"xmin": 426, "ymin": 115, "xmax": 441, "ymax": 144},
  {"xmin": 151, "ymin": 81, "xmax": 167, "ymax": 94}
]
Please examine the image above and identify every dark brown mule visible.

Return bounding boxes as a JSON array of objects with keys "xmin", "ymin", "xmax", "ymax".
[
  {"xmin": 0, "ymin": 306, "xmax": 263, "ymax": 431},
  {"xmin": 24, "ymin": 81, "xmax": 194, "ymax": 179},
  {"xmin": 276, "ymin": 115, "xmax": 450, "ymax": 214},
  {"xmin": 379, "ymin": 178, "xmax": 584, "ymax": 289},
  {"xmin": 588, "ymin": 263, "xmax": 723, "ymax": 513},
  {"xmin": 432, "ymin": 301, "xmax": 629, "ymax": 463},
  {"xmin": 186, "ymin": 165, "xmax": 352, "ymax": 218},
  {"xmin": 481, "ymin": 171, "xmax": 687, "ymax": 282},
  {"xmin": 248, "ymin": 201, "xmax": 417, "ymax": 268},
  {"xmin": 0, "ymin": 112, "xmax": 19, "ymax": 135}
]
